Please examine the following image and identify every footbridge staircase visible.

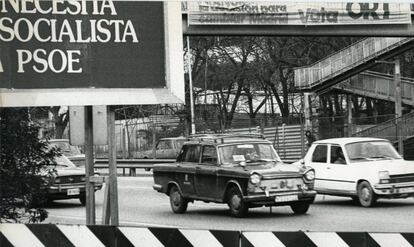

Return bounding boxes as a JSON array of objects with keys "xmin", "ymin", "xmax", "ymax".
[
  {"xmin": 294, "ymin": 37, "xmax": 414, "ymax": 94},
  {"xmin": 334, "ymin": 71, "xmax": 414, "ymax": 106}
]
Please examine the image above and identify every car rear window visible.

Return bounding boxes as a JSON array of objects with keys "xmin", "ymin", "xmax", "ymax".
[
  {"xmin": 312, "ymin": 144, "xmax": 328, "ymax": 163},
  {"xmin": 178, "ymin": 145, "xmax": 201, "ymax": 163}
]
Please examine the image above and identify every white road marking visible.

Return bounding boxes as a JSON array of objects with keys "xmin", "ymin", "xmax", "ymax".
[
  {"xmin": 57, "ymin": 225, "xmax": 105, "ymax": 247},
  {"xmin": 370, "ymin": 233, "xmax": 412, "ymax": 247},
  {"xmin": 242, "ymin": 232, "xmax": 285, "ymax": 247},
  {"xmin": 180, "ymin": 229, "xmax": 223, "ymax": 247},
  {"xmin": 0, "ymin": 224, "xmax": 44, "ymax": 247},
  {"xmin": 305, "ymin": 232, "xmax": 349, "ymax": 247},
  {"xmin": 119, "ymin": 227, "xmax": 164, "ymax": 247}
]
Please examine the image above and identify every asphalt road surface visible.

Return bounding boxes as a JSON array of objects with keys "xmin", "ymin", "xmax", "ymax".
[{"xmin": 45, "ymin": 177, "xmax": 414, "ymax": 232}]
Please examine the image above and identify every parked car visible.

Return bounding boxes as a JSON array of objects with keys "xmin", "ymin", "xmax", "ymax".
[
  {"xmin": 44, "ymin": 155, "xmax": 103, "ymax": 205},
  {"xmin": 141, "ymin": 137, "xmax": 187, "ymax": 159},
  {"xmin": 299, "ymin": 137, "xmax": 414, "ymax": 207},
  {"xmin": 49, "ymin": 139, "xmax": 86, "ymax": 167},
  {"xmin": 153, "ymin": 134, "xmax": 316, "ymax": 217}
]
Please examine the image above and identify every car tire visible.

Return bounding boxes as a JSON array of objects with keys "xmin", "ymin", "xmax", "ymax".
[
  {"xmin": 357, "ymin": 181, "xmax": 377, "ymax": 207},
  {"xmin": 226, "ymin": 186, "xmax": 248, "ymax": 218},
  {"xmin": 169, "ymin": 185, "xmax": 188, "ymax": 214},
  {"xmin": 290, "ymin": 202, "xmax": 311, "ymax": 214},
  {"xmin": 79, "ymin": 195, "xmax": 86, "ymax": 206}
]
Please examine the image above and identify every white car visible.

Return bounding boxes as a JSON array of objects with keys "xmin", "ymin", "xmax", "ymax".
[{"xmin": 300, "ymin": 137, "xmax": 414, "ymax": 207}]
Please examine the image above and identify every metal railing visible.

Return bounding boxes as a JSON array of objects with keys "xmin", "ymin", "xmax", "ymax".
[
  {"xmin": 352, "ymin": 112, "xmax": 414, "ymax": 143},
  {"xmin": 294, "ymin": 37, "xmax": 414, "ymax": 89},
  {"xmin": 335, "ymin": 71, "xmax": 414, "ymax": 106}
]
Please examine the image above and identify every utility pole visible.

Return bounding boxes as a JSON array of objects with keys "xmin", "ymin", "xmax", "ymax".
[{"xmin": 187, "ymin": 36, "xmax": 196, "ymax": 134}]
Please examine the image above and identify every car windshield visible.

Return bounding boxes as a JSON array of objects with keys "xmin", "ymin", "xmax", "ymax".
[
  {"xmin": 345, "ymin": 141, "xmax": 402, "ymax": 162},
  {"xmin": 219, "ymin": 143, "xmax": 281, "ymax": 165},
  {"xmin": 50, "ymin": 141, "xmax": 82, "ymax": 156},
  {"xmin": 51, "ymin": 155, "xmax": 77, "ymax": 168}
]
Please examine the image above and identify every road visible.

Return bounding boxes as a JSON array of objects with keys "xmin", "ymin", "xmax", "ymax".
[{"xmin": 45, "ymin": 177, "xmax": 414, "ymax": 232}]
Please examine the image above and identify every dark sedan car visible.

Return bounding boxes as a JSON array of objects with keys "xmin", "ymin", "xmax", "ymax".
[
  {"xmin": 153, "ymin": 134, "xmax": 316, "ymax": 217},
  {"xmin": 45, "ymin": 155, "xmax": 102, "ymax": 205}
]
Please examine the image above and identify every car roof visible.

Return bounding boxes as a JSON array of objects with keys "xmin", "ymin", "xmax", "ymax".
[
  {"xmin": 159, "ymin": 137, "xmax": 186, "ymax": 140},
  {"xmin": 50, "ymin": 139, "xmax": 69, "ymax": 142},
  {"xmin": 183, "ymin": 134, "xmax": 270, "ymax": 145},
  {"xmin": 313, "ymin": 137, "xmax": 388, "ymax": 145}
]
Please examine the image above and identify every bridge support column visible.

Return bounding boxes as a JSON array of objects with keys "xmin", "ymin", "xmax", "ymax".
[
  {"xmin": 394, "ymin": 59, "xmax": 404, "ymax": 156},
  {"xmin": 346, "ymin": 95, "xmax": 353, "ymax": 136},
  {"xmin": 303, "ymin": 92, "xmax": 313, "ymax": 130}
]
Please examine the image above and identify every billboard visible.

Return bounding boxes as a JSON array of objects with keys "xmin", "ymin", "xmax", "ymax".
[
  {"xmin": 0, "ymin": 1, "xmax": 184, "ymax": 106},
  {"xmin": 188, "ymin": 2, "xmax": 412, "ymax": 25}
]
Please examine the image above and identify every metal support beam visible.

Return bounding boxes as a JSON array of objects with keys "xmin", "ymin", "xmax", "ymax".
[{"xmin": 85, "ymin": 105, "xmax": 95, "ymax": 225}]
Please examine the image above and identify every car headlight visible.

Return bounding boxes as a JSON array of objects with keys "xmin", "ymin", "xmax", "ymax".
[
  {"xmin": 250, "ymin": 173, "xmax": 261, "ymax": 185},
  {"xmin": 54, "ymin": 177, "xmax": 61, "ymax": 184},
  {"xmin": 304, "ymin": 170, "xmax": 315, "ymax": 181},
  {"xmin": 379, "ymin": 171, "xmax": 390, "ymax": 184},
  {"xmin": 80, "ymin": 176, "xmax": 86, "ymax": 182}
]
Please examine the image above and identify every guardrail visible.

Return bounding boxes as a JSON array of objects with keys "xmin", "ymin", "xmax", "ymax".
[{"xmin": 94, "ymin": 159, "xmax": 175, "ymax": 176}]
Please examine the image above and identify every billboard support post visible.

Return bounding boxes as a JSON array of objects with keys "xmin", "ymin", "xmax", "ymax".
[
  {"xmin": 85, "ymin": 105, "xmax": 96, "ymax": 225},
  {"xmin": 107, "ymin": 106, "xmax": 119, "ymax": 225}
]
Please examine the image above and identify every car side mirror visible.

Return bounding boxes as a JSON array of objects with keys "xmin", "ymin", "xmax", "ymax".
[{"xmin": 299, "ymin": 159, "xmax": 305, "ymax": 166}]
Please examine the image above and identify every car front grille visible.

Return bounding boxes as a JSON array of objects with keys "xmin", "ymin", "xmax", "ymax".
[
  {"xmin": 54, "ymin": 175, "xmax": 84, "ymax": 184},
  {"xmin": 389, "ymin": 173, "xmax": 414, "ymax": 183},
  {"xmin": 259, "ymin": 178, "xmax": 304, "ymax": 192}
]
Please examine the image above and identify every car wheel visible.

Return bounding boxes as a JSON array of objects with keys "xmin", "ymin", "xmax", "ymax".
[
  {"xmin": 226, "ymin": 186, "xmax": 248, "ymax": 218},
  {"xmin": 290, "ymin": 202, "xmax": 311, "ymax": 214},
  {"xmin": 169, "ymin": 185, "xmax": 188, "ymax": 214},
  {"xmin": 357, "ymin": 181, "xmax": 377, "ymax": 207},
  {"xmin": 79, "ymin": 195, "xmax": 86, "ymax": 205}
]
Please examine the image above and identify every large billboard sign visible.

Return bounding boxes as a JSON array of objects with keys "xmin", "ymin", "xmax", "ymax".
[
  {"xmin": 0, "ymin": 1, "xmax": 184, "ymax": 106},
  {"xmin": 188, "ymin": 2, "xmax": 411, "ymax": 25}
]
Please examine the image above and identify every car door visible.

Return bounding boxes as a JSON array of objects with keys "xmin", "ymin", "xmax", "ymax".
[
  {"xmin": 325, "ymin": 144, "xmax": 356, "ymax": 194},
  {"xmin": 195, "ymin": 145, "xmax": 219, "ymax": 200},
  {"xmin": 175, "ymin": 144, "xmax": 199, "ymax": 197},
  {"xmin": 308, "ymin": 144, "xmax": 330, "ymax": 191}
]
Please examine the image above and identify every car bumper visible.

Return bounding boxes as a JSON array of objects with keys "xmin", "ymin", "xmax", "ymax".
[
  {"xmin": 244, "ymin": 190, "xmax": 317, "ymax": 206},
  {"xmin": 47, "ymin": 184, "xmax": 103, "ymax": 199},
  {"xmin": 374, "ymin": 182, "xmax": 414, "ymax": 197}
]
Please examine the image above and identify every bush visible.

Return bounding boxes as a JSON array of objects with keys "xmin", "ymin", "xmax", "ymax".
[{"xmin": 0, "ymin": 108, "xmax": 60, "ymax": 223}]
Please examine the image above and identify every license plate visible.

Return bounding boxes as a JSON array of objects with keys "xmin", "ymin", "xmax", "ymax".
[
  {"xmin": 275, "ymin": 195, "xmax": 298, "ymax": 203},
  {"xmin": 67, "ymin": 188, "xmax": 80, "ymax": 195},
  {"xmin": 399, "ymin": 187, "xmax": 414, "ymax": 193}
]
